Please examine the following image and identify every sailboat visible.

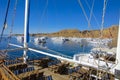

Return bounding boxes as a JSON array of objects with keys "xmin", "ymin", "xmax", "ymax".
[{"xmin": 0, "ymin": 0, "xmax": 119, "ymax": 80}]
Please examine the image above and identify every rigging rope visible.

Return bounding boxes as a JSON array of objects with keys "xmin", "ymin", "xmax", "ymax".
[
  {"xmin": 78, "ymin": 0, "xmax": 90, "ymax": 26},
  {"xmin": 78, "ymin": 0, "xmax": 95, "ymax": 37},
  {"xmin": 6, "ymin": 0, "xmax": 18, "ymax": 55},
  {"xmin": 0, "ymin": 0, "xmax": 18, "ymax": 60},
  {"xmin": 88, "ymin": 0, "xmax": 95, "ymax": 27},
  {"xmin": 97, "ymin": 0, "xmax": 107, "ymax": 79},
  {"xmin": 9, "ymin": 0, "xmax": 18, "ymax": 36},
  {"xmin": 88, "ymin": 0, "xmax": 95, "ymax": 38},
  {"xmin": 100, "ymin": 0, "xmax": 107, "ymax": 38},
  {"xmin": 7, "ymin": 0, "xmax": 18, "ymax": 46},
  {"xmin": 84, "ymin": 0, "xmax": 100, "ymax": 27},
  {"xmin": 0, "ymin": 0, "xmax": 10, "ymax": 43},
  {"xmin": 78, "ymin": 0, "xmax": 89, "ymax": 37},
  {"xmin": 39, "ymin": 0, "xmax": 48, "ymax": 25},
  {"xmin": 100, "ymin": 1, "xmax": 115, "ymax": 79}
]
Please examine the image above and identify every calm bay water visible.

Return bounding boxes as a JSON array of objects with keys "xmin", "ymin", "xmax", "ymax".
[{"xmin": 0, "ymin": 36, "xmax": 92, "ymax": 60}]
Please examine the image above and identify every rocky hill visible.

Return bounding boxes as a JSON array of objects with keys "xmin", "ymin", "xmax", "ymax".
[{"xmin": 31, "ymin": 25, "xmax": 118, "ymax": 38}]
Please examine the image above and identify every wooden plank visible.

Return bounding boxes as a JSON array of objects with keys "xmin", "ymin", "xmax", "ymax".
[
  {"xmin": 2, "ymin": 64, "xmax": 20, "ymax": 80},
  {"xmin": 0, "ymin": 67, "xmax": 9, "ymax": 80}
]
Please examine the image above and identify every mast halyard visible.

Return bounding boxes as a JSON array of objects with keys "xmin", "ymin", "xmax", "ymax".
[{"xmin": 23, "ymin": 0, "xmax": 30, "ymax": 63}]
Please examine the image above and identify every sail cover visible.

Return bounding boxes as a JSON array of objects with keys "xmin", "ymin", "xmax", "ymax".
[{"xmin": 26, "ymin": 0, "xmax": 30, "ymax": 43}]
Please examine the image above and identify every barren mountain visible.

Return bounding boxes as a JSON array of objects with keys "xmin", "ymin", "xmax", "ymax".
[{"xmin": 32, "ymin": 25, "xmax": 118, "ymax": 39}]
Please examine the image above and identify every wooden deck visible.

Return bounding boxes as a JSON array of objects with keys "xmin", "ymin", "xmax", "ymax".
[
  {"xmin": 0, "ymin": 59, "xmax": 115, "ymax": 80},
  {"xmin": 40, "ymin": 68, "xmax": 70, "ymax": 80},
  {"xmin": 0, "ymin": 64, "xmax": 20, "ymax": 80}
]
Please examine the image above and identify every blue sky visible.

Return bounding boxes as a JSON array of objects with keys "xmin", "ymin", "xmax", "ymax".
[{"xmin": 0, "ymin": 0, "xmax": 119, "ymax": 34}]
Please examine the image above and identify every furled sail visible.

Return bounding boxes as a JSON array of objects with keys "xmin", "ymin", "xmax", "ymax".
[{"xmin": 25, "ymin": 0, "xmax": 30, "ymax": 43}]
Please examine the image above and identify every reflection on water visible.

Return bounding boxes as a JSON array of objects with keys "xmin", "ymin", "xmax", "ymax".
[
  {"xmin": 43, "ymin": 38, "xmax": 92, "ymax": 57},
  {"xmin": 0, "ymin": 36, "xmax": 92, "ymax": 59}
]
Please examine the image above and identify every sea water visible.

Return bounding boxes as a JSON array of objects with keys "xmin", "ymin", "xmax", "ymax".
[{"xmin": 0, "ymin": 36, "xmax": 92, "ymax": 60}]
